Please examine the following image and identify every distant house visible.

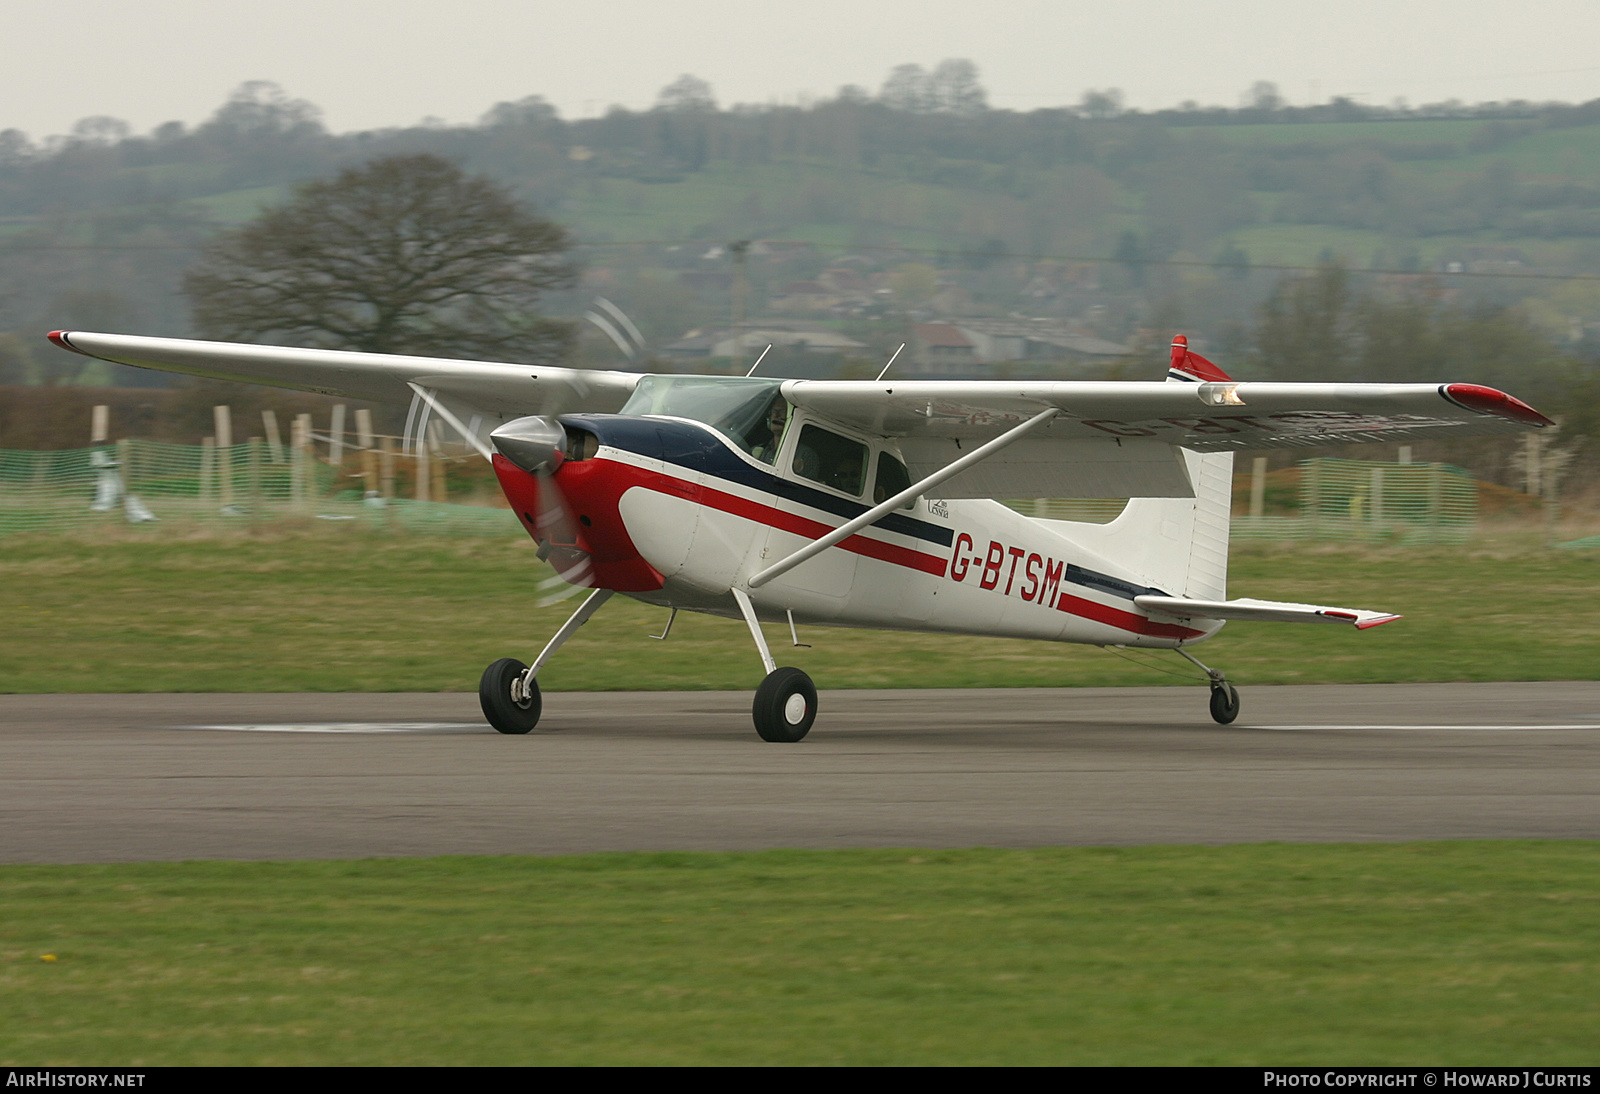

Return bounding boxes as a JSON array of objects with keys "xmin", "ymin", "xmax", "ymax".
[
  {"xmin": 663, "ymin": 320, "xmax": 868, "ymax": 360},
  {"xmin": 908, "ymin": 318, "xmax": 1130, "ymax": 374},
  {"xmin": 911, "ymin": 323, "xmax": 979, "ymax": 369},
  {"xmin": 769, "ymin": 281, "xmax": 843, "ymax": 314}
]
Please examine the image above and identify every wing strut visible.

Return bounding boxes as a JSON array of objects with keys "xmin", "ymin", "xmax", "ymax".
[{"xmin": 747, "ymin": 407, "xmax": 1060, "ymax": 589}]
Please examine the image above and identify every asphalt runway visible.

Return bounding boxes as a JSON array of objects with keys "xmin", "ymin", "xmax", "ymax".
[{"xmin": 2, "ymin": 683, "xmax": 1597, "ymax": 863}]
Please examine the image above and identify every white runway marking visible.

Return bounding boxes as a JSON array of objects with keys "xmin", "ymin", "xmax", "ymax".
[
  {"xmin": 179, "ymin": 723, "xmax": 487, "ymax": 734},
  {"xmin": 1256, "ymin": 724, "xmax": 1600, "ymax": 732}
]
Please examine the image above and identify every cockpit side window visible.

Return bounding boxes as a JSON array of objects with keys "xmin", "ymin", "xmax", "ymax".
[
  {"xmin": 791, "ymin": 425, "xmax": 868, "ymax": 498},
  {"xmin": 747, "ymin": 395, "xmax": 790, "ymax": 465}
]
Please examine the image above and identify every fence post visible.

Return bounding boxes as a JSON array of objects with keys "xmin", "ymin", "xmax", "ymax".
[
  {"xmin": 1545, "ymin": 460, "xmax": 1561, "ymax": 548},
  {"xmin": 91, "ymin": 405, "xmax": 109, "ymax": 446},
  {"xmin": 1305, "ymin": 459, "xmax": 1321, "ymax": 539},
  {"xmin": 262, "ymin": 410, "xmax": 284, "ymax": 464},
  {"xmin": 213, "ymin": 406, "xmax": 233, "ymax": 508},
  {"xmin": 297, "ymin": 413, "xmax": 315, "ymax": 507},
  {"xmin": 248, "ymin": 437, "xmax": 263, "ymax": 532},
  {"xmin": 288, "ymin": 417, "xmax": 304, "ymax": 510},
  {"xmin": 1249, "ymin": 457, "xmax": 1266, "ymax": 519},
  {"xmin": 200, "ymin": 437, "xmax": 215, "ymax": 512},
  {"xmin": 1428, "ymin": 462, "xmax": 1444, "ymax": 542},
  {"xmin": 414, "ymin": 427, "xmax": 431, "ymax": 504},
  {"xmin": 355, "ymin": 408, "xmax": 377, "ymax": 502},
  {"xmin": 428, "ymin": 420, "xmax": 447, "ymax": 505},
  {"xmin": 1370, "ymin": 465, "xmax": 1384, "ymax": 537},
  {"xmin": 380, "ymin": 437, "xmax": 396, "ymax": 519},
  {"xmin": 329, "ymin": 404, "xmax": 346, "ymax": 471},
  {"xmin": 117, "ymin": 438, "xmax": 132, "ymax": 502}
]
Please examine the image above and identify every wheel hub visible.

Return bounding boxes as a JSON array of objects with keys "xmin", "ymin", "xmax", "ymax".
[{"xmin": 783, "ymin": 693, "xmax": 807, "ymax": 725}]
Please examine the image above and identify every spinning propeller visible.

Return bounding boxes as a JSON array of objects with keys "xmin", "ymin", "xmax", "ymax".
[
  {"xmin": 403, "ymin": 384, "xmax": 596, "ymax": 605},
  {"xmin": 489, "ymin": 415, "xmax": 596, "ymax": 604}
]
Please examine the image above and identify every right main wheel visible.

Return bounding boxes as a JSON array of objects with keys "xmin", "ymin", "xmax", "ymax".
[
  {"xmin": 480, "ymin": 657, "xmax": 541, "ymax": 735},
  {"xmin": 752, "ymin": 666, "xmax": 817, "ymax": 743},
  {"xmin": 1208, "ymin": 683, "xmax": 1240, "ymax": 725}
]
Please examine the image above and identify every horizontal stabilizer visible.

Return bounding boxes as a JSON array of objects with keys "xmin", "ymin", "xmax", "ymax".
[{"xmin": 1133, "ymin": 595, "xmax": 1402, "ymax": 629}]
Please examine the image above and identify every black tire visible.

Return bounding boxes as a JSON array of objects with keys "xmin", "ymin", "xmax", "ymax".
[
  {"xmin": 1209, "ymin": 683, "xmax": 1240, "ymax": 725},
  {"xmin": 752, "ymin": 666, "xmax": 817, "ymax": 743},
  {"xmin": 480, "ymin": 657, "xmax": 541, "ymax": 735}
]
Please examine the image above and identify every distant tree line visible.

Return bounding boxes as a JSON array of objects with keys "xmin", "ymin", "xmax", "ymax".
[{"xmin": 3, "ymin": 66, "xmax": 1600, "ymax": 416}]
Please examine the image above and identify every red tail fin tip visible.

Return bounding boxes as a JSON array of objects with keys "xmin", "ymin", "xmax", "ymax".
[{"xmin": 1168, "ymin": 333, "xmax": 1233, "ymax": 382}]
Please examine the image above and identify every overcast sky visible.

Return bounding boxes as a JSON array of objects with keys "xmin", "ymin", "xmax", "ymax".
[{"xmin": 9, "ymin": 0, "xmax": 1600, "ymax": 138}]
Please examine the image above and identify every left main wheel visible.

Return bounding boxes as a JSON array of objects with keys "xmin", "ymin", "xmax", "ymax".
[
  {"xmin": 480, "ymin": 657, "xmax": 541, "ymax": 734},
  {"xmin": 752, "ymin": 666, "xmax": 817, "ymax": 743}
]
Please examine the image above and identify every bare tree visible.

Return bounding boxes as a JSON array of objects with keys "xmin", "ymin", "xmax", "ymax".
[
  {"xmin": 656, "ymin": 75, "xmax": 717, "ymax": 113},
  {"xmin": 879, "ymin": 64, "xmax": 931, "ymax": 112},
  {"xmin": 927, "ymin": 59, "xmax": 988, "ymax": 116},
  {"xmin": 184, "ymin": 154, "xmax": 576, "ymax": 363},
  {"xmin": 1078, "ymin": 88, "xmax": 1125, "ymax": 120},
  {"xmin": 1243, "ymin": 81, "xmax": 1284, "ymax": 112}
]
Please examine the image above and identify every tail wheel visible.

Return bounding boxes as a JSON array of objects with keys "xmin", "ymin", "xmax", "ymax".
[
  {"xmin": 1209, "ymin": 683, "xmax": 1240, "ymax": 725},
  {"xmin": 753, "ymin": 667, "xmax": 817, "ymax": 743},
  {"xmin": 480, "ymin": 657, "xmax": 541, "ymax": 735}
]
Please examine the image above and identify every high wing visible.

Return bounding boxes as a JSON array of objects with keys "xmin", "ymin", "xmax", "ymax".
[
  {"xmin": 782, "ymin": 377, "xmax": 1550, "ymax": 449},
  {"xmin": 47, "ymin": 331, "xmax": 641, "ymax": 418},
  {"xmin": 49, "ymin": 331, "xmax": 1552, "ymax": 502},
  {"xmin": 780, "ymin": 377, "xmax": 1551, "ymax": 499}
]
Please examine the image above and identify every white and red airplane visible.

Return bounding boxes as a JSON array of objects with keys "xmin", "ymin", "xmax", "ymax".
[{"xmin": 49, "ymin": 330, "xmax": 1552, "ymax": 740}]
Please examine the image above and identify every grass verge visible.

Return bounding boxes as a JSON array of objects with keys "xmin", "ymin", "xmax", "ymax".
[
  {"xmin": 2, "ymin": 842, "xmax": 1595, "ymax": 1065},
  {"xmin": 2, "ymin": 530, "xmax": 1597, "ymax": 692}
]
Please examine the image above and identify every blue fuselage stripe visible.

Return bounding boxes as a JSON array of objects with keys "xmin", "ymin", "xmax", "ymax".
[{"xmin": 563, "ymin": 414, "xmax": 954, "ymax": 547}]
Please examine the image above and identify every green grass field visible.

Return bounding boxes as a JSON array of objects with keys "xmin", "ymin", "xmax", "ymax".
[
  {"xmin": 2, "ymin": 843, "xmax": 1594, "ymax": 1065},
  {"xmin": 4, "ymin": 534, "xmax": 1595, "ymax": 1064},
  {"xmin": 0, "ymin": 529, "xmax": 1596, "ymax": 694}
]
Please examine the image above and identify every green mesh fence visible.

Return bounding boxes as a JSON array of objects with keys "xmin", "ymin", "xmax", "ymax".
[
  {"xmin": 1, "ymin": 446, "xmax": 1479, "ymax": 543},
  {"xmin": 1002, "ymin": 499, "xmax": 1128, "ymax": 524},
  {"xmin": 0, "ymin": 442, "xmax": 519, "ymax": 537},
  {"xmin": 1008, "ymin": 460, "xmax": 1478, "ymax": 543},
  {"xmin": 1233, "ymin": 458, "xmax": 1478, "ymax": 544}
]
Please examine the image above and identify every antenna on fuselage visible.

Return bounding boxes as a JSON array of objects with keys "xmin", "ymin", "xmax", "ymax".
[
  {"xmin": 875, "ymin": 343, "xmax": 906, "ymax": 382},
  {"xmin": 744, "ymin": 343, "xmax": 773, "ymax": 377}
]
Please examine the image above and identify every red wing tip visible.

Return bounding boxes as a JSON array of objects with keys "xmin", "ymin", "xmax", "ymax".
[
  {"xmin": 1354, "ymin": 613, "xmax": 1403, "ymax": 630},
  {"xmin": 1442, "ymin": 383, "xmax": 1554, "ymax": 427},
  {"xmin": 47, "ymin": 330, "xmax": 82, "ymax": 353}
]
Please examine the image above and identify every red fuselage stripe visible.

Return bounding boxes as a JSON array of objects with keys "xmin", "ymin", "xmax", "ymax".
[
  {"xmin": 1053, "ymin": 592, "xmax": 1205, "ymax": 639},
  {"xmin": 619, "ymin": 460, "xmax": 1197, "ymax": 639},
  {"xmin": 624, "ymin": 464, "xmax": 949, "ymax": 578}
]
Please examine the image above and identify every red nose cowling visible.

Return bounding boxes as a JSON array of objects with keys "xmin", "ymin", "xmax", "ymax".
[{"xmin": 491, "ymin": 453, "xmax": 665, "ymax": 593}]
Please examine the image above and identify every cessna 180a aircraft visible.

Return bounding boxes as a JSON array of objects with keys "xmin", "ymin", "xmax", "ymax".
[{"xmin": 49, "ymin": 330, "xmax": 1552, "ymax": 741}]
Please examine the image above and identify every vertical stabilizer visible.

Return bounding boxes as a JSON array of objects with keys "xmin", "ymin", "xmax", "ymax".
[
  {"xmin": 1167, "ymin": 335, "xmax": 1233, "ymax": 600},
  {"xmin": 1052, "ymin": 336, "xmax": 1234, "ymax": 602}
]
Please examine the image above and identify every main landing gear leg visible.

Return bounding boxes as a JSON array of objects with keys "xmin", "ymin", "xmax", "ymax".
[
  {"xmin": 732, "ymin": 588, "xmax": 816, "ymax": 743},
  {"xmin": 479, "ymin": 588, "xmax": 615, "ymax": 734},
  {"xmin": 1176, "ymin": 647, "xmax": 1241, "ymax": 725}
]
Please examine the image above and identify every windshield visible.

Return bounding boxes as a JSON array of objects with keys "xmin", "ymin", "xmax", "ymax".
[{"xmin": 619, "ymin": 375, "xmax": 786, "ymax": 458}]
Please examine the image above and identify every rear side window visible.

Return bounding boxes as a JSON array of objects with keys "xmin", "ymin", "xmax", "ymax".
[
  {"xmin": 874, "ymin": 453, "xmax": 916, "ymax": 509},
  {"xmin": 792, "ymin": 425, "xmax": 868, "ymax": 497}
]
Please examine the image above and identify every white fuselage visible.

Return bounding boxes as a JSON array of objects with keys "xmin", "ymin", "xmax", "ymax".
[{"xmin": 591, "ymin": 416, "xmax": 1222, "ymax": 649}]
